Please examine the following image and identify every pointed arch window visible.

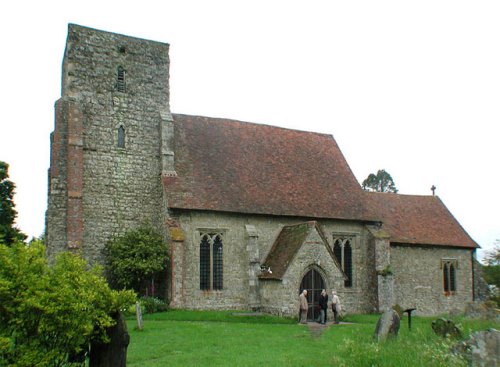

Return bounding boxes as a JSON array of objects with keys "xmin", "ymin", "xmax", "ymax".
[
  {"xmin": 117, "ymin": 125, "xmax": 125, "ymax": 148},
  {"xmin": 116, "ymin": 66, "xmax": 126, "ymax": 92},
  {"xmin": 442, "ymin": 259, "xmax": 457, "ymax": 294},
  {"xmin": 199, "ymin": 232, "xmax": 224, "ymax": 290},
  {"xmin": 333, "ymin": 237, "xmax": 353, "ymax": 288}
]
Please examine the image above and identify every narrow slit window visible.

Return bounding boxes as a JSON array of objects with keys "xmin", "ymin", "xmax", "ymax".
[
  {"xmin": 117, "ymin": 125, "xmax": 125, "ymax": 148},
  {"xmin": 343, "ymin": 241, "xmax": 353, "ymax": 288},
  {"xmin": 116, "ymin": 66, "xmax": 126, "ymax": 92}
]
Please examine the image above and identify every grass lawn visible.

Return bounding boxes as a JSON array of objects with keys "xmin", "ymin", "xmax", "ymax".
[{"xmin": 126, "ymin": 310, "xmax": 499, "ymax": 367}]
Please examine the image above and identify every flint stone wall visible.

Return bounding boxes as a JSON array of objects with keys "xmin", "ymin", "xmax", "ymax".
[
  {"xmin": 172, "ymin": 210, "xmax": 375, "ymax": 316},
  {"xmin": 47, "ymin": 24, "xmax": 170, "ymax": 263},
  {"xmin": 391, "ymin": 245, "xmax": 474, "ymax": 315}
]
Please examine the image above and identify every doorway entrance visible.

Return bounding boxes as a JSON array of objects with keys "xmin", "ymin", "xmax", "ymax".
[{"xmin": 299, "ymin": 268, "xmax": 325, "ymax": 321}]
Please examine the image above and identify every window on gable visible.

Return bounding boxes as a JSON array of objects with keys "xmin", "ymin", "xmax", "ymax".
[
  {"xmin": 116, "ymin": 66, "xmax": 126, "ymax": 92},
  {"xmin": 117, "ymin": 125, "xmax": 125, "ymax": 148},
  {"xmin": 199, "ymin": 232, "xmax": 223, "ymax": 290},
  {"xmin": 442, "ymin": 259, "xmax": 457, "ymax": 294},
  {"xmin": 333, "ymin": 237, "xmax": 353, "ymax": 288}
]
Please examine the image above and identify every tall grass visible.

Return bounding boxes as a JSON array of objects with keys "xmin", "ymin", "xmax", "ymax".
[{"xmin": 126, "ymin": 311, "xmax": 499, "ymax": 367}]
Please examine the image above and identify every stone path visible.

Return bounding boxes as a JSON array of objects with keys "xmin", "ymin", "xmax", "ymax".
[{"xmin": 305, "ymin": 321, "xmax": 348, "ymax": 337}]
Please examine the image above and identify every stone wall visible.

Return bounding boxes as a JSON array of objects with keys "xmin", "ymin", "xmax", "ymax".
[
  {"xmin": 391, "ymin": 245, "xmax": 474, "ymax": 315},
  {"xmin": 171, "ymin": 210, "xmax": 376, "ymax": 315},
  {"xmin": 47, "ymin": 24, "xmax": 171, "ymax": 264},
  {"xmin": 260, "ymin": 229, "xmax": 345, "ymax": 317}
]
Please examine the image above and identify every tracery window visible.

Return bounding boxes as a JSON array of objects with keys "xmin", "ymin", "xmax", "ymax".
[
  {"xmin": 199, "ymin": 232, "xmax": 223, "ymax": 290},
  {"xmin": 333, "ymin": 237, "xmax": 353, "ymax": 288},
  {"xmin": 117, "ymin": 125, "xmax": 125, "ymax": 148},
  {"xmin": 442, "ymin": 259, "xmax": 457, "ymax": 294},
  {"xmin": 116, "ymin": 66, "xmax": 126, "ymax": 92}
]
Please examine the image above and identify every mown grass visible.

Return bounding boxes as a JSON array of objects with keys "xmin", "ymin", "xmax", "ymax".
[{"xmin": 126, "ymin": 311, "xmax": 499, "ymax": 367}]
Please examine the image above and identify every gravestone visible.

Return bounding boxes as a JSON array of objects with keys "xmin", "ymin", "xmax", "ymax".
[
  {"xmin": 431, "ymin": 318, "xmax": 462, "ymax": 339},
  {"xmin": 452, "ymin": 329, "xmax": 500, "ymax": 366},
  {"xmin": 374, "ymin": 309, "xmax": 400, "ymax": 342},
  {"xmin": 89, "ymin": 312, "xmax": 130, "ymax": 367},
  {"xmin": 135, "ymin": 301, "xmax": 144, "ymax": 330}
]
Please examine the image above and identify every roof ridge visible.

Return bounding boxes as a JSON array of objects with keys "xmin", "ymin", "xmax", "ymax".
[{"xmin": 172, "ymin": 113, "xmax": 335, "ymax": 137}]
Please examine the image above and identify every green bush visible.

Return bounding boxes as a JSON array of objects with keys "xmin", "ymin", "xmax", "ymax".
[
  {"xmin": 0, "ymin": 241, "xmax": 135, "ymax": 367},
  {"xmin": 140, "ymin": 297, "xmax": 169, "ymax": 314},
  {"xmin": 104, "ymin": 225, "xmax": 169, "ymax": 297}
]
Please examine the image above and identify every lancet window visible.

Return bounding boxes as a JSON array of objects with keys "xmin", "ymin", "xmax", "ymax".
[
  {"xmin": 442, "ymin": 259, "xmax": 457, "ymax": 294},
  {"xmin": 199, "ymin": 232, "xmax": 224, "ymax": 291},
  {"xmin": 333, "ymin": 237, "xmax": 353, "ymax": 288}
]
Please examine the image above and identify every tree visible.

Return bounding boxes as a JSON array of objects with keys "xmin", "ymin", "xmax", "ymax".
[
  {"xmin": 104, "ymin": 225, "xmax": 169, "ymax": 297},
  {"xmin": 0, "ymin": 161, "xmax": 26, "ymax": 245},
  {"xmin": 481, "ymin": 240, "xmax": 500, "ymax": 307},
  {"xmin": 0, "ymin": 240, "xmax": 135, "ymax": 366},
  {"xmin": 482, "ymin": 241, "xmax": 500, "ymax": 287},
  {"xmin": 362, "ymin": 169, "xmax": 398, "ymax": 193}
]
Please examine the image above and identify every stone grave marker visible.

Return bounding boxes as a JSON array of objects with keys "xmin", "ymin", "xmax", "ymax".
[
  {"xmin": 135, "ymin": 301, "xmax": 144, "ymax": 331},
  {"xmin": 431, "ymin": 318, "xmax": 462, "ymax": 339},
  {"xmin": 374, "ymin": 309, "xmax": 400, "ymax": 342}
]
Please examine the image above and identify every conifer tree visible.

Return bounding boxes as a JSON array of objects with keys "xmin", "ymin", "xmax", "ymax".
[{"xmin": 0, "ymin": 161, "xmax": 26, "ymax": 245}]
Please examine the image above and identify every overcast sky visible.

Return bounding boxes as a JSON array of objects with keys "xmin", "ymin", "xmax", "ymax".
[{"xmin": 1, "ymin": 0, "xmax": 498, "ymax": 259}]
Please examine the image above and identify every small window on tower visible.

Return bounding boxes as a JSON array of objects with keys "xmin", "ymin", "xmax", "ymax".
[
  {"xmin": 118, "ymin": 125, "xmax": 125, "ymax": 148},
  {"xmin": 116, "ymin": 66, "xmax": 126, "ymax": 92}
]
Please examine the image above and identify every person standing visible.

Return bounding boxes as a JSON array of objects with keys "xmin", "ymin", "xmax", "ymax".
[
  {"xmin": 331, "ymin": 290, "xmax": 341, "ymax": 324},
  {"xmin": 299, "ymin": 290, "xmax": 308, "ymax": 324},
  {"xmin": 318, "ymin": 289, "xmax": 328, "ymax": 324}
]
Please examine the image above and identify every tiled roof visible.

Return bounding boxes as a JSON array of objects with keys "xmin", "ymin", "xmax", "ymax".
[
  {"xmin": 163, "ymin": 114, "xmax": 369, "ymax": 220},
  {"xmin": 364, "ymin": 192, "xmax": 478, "ymax": 248},
  {"xmin": 259, "ymin": 221, "xmax": 343, "ymax": 280}
]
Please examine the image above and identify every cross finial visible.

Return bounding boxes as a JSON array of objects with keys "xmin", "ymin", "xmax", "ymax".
[{"xmin": 431, "ymin": 185, "xmax": 436, "ymax": 196}]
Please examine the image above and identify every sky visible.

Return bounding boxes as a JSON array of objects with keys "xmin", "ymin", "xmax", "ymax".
[{"xmin": 1, "ymin": 0, "xmax": 498, "ymax": 260}]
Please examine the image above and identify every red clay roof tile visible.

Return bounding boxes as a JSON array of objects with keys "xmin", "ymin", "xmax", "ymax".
[
  {"xmin": 165, "ymin": 114, "xmax": 370, "ymax": 220},
  {"xmin": 364, "ymin": 192, "xmax": 478, "ymax": 248}
]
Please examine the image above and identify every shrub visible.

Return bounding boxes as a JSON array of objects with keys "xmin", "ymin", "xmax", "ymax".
[
  {"xmin": 0, "ymin": 241, "xmax": 135, "ymax": 367},
  {"xmin": 104, "ymin": 225, "xmax": 169, "ymax": 297},
  {"xmin": 140, "ymin": 296, "xmax": 169, "ymax": 314}
]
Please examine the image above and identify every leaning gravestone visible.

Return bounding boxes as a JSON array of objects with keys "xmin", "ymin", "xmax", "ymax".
[
  {"xmin": 452, "ymin": 329, "xmax": 500, "ymax": 367},
  {"xmin": 431, "ymin": 318, "xmax": 462, "ymax": 339},
  {"xmin": 374, "ymin": 309, "xmax": 400, "ymax": 342}
]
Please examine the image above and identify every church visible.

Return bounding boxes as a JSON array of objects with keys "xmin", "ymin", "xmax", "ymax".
[{"xmin": 46, "ymin": 24, "xmax": 480, "ymax": 319}]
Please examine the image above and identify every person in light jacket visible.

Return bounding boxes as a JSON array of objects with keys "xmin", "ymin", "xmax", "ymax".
[
  {"xmin": 298, "ymin": 290, "xmax": 308, "ymax": 324},
  {"xmin": 331, "ymin": 290, "xmax": 341, "ymax": 324}
]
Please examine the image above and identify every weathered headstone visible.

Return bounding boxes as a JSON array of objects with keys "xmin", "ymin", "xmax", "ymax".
[
  {"xmin": 452, "ymin": 329, "xmax": 500, "ymax": 366},
  {"xmin": 89, "ymin": 312, "xmax": 130, "ymax": 367},
  {"xmin": 374, "ymin": 309, "xmax": 400, "ymax": 342},
  {"xmin": 431, "ymin": 318, "xmax": 462, "ymax": 339},
  {"xmin": 135, "ymin": 301, "xmax": 144, "ymax": 330},
  {"xmin": 464, "ymin": 301, "xmax": 500, "ymax": 321}
]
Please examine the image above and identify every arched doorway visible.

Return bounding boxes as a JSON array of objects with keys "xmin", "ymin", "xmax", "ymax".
[{"xmin": 299, "ymin": 268, "xmax": 325, "ymax": 321}]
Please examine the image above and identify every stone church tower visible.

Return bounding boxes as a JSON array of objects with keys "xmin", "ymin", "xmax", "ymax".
[{"xmin": 46, "ymin": 24, "xmax": 174, "ymax": 263}]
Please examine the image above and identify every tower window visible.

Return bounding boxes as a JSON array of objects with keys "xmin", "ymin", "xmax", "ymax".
[
  {"xmin": 117, "ymin": 125, "xmax": 125, "ymax": 148},
  {"xmin": 116, "ymin": 66, "xmax": 126, "ymax": 92},
  {"xmin": 199, "ymin": 232, "xmax": 224, "ymax": 291},
  {"xmin": 333, "ymin": 237, "xmax": 353, "ymax": 288}
]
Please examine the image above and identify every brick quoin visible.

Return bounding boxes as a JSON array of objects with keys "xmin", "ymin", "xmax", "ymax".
[{"xmin": 66, "ymin": 102, "xmax": 83, "ymax": 250}]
